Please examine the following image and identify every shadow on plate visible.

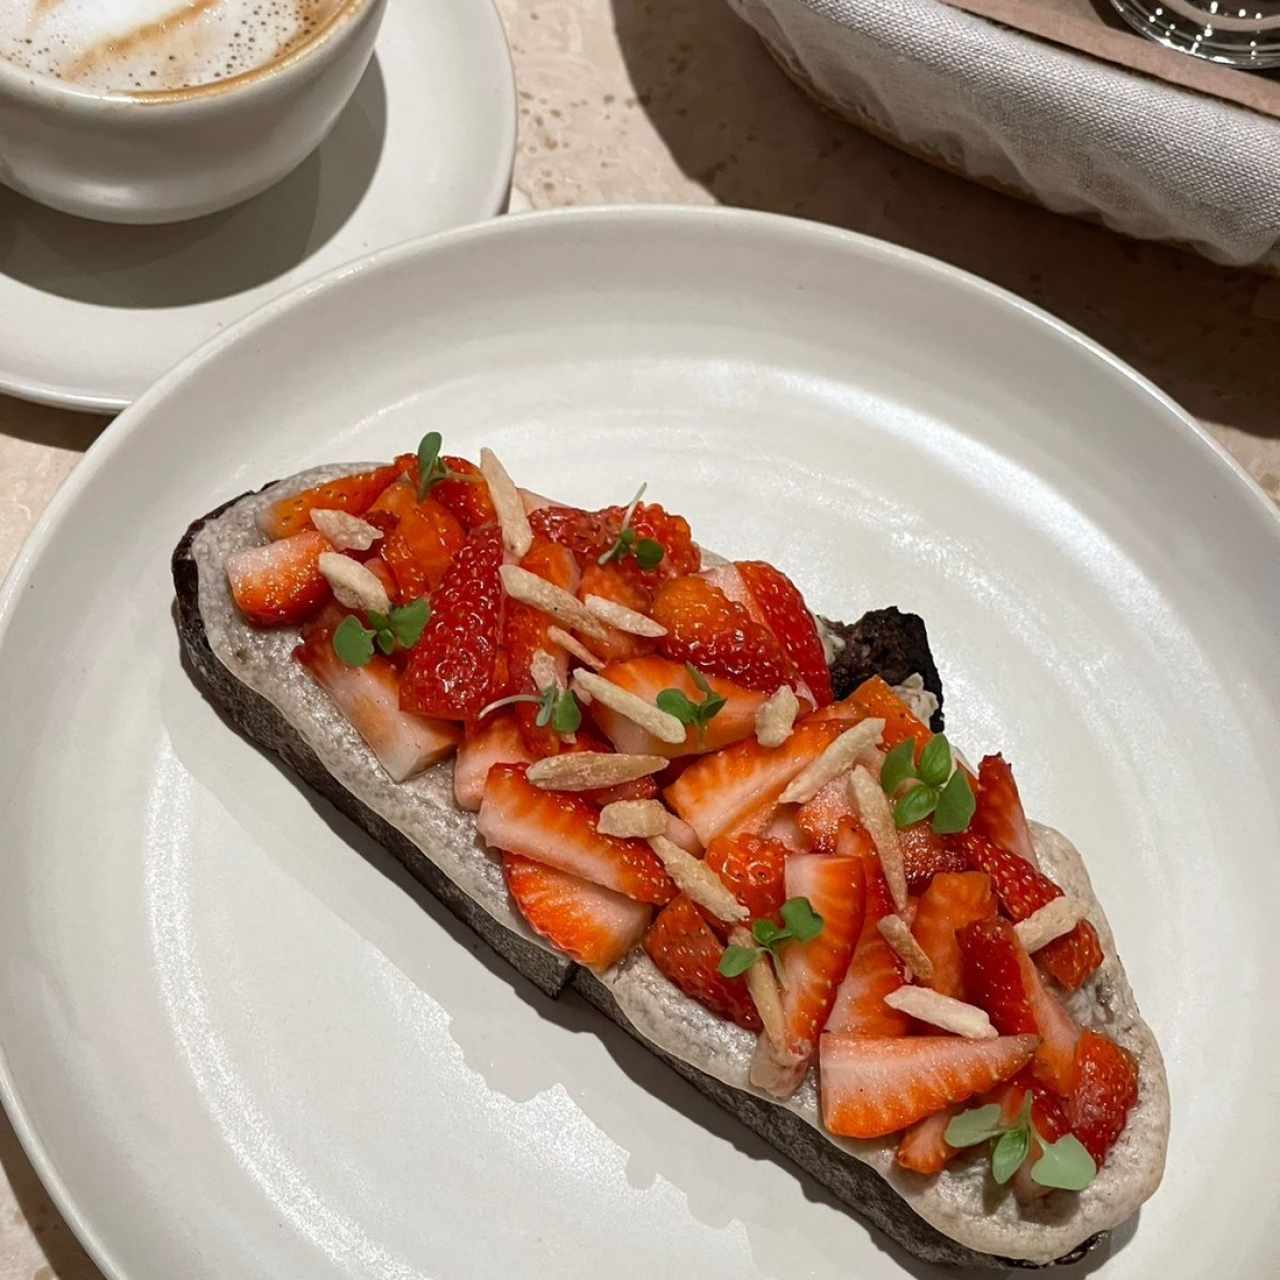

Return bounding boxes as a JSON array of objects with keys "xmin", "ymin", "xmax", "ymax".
[
  {"xmin": 0, "ymin": 56, "xmax": 387, "ymax": 310},
  {"xmin": 609, "ymin": 0, "xmax": 1280, "ymax": 437}
]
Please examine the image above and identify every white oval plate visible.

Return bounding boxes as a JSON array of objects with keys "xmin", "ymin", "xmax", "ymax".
[
  {"xmin": 1, "ymin": 207, "xmax": 1277, "ymax": 1280},
  {"xmin": 0, "ymin": 0, "xmax": 514, "ymax": 413}
]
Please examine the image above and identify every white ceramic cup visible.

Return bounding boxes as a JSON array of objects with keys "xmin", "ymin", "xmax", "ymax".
[{"xmin": 0, "ymin": 0, "xmax": 386, "ymax": 225}]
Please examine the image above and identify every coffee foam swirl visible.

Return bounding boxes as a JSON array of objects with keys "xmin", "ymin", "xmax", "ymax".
[{"xmin": 0, "ymin": 0, "xmax": 346, "ymax": 94}]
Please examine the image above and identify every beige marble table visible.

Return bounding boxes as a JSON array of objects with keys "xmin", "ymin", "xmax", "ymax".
[{"xmin": 2, "ymin": 2, "xmax": 1278, "ymax": 1277}]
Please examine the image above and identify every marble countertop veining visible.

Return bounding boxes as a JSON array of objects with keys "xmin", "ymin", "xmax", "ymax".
[{"xmin": 1, "ymin": 2, "xmax": 1278, "ymax": 1277}]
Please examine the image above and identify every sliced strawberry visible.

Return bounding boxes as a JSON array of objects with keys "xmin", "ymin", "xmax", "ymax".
[
  {"xmin": 1067, "ymin": 1030, "xmax": 1139, "ymax": 1165},
  {"xmin": 226, "ymin": 529, "xmax": 331, "ymax": 627},
  {"xmin": 697, "ymin": 563, "xmax": 764, "ymax": 618},
  {"xmin": 434, "ymin": 456, "xmax": 498, "ymax": 531},
  {"xmin": 820, "ymin": 1033, "xmax": 1038, "ymax": 1139},
  {"xmin": 528, "ymin": 504, "xmax": 614, "ymax": 563},
  {"xmin": 258, "ymin": 465, "xmax": 401, "ymax": 540},
  {"xmin": 896, "ymin": 1107, "xmax": 960, "ymax": 1175},
  {"xmin": 400, "ymin": 525, "xmax": 505, "ymax": 720},
  {"xmin": 704, "ymin": 833, "xmax": 788, "ymax": 920},
  {"xmin": 736, "ymin": 561, "xmax": 833, "ymax": 706},
  {"xmin": 453, "ymin": 712, "xmax": 533, "ymax": 811},
  {"xmin": 587, "ymin": 775, "xmax": 660, "ymax": 807},
  {"xmin": 764, "ymin": 806, "xmax": 809, "ymax": 853},
  {"xmin": 953, "ymin": 831, "xmax": 1103, "ymax": 992},
  {"xmin": 644, "ymin": 894, "xmax": 762, "ymax": 1031},
  {"xmin": 589, "ymin": 657, "xmax": 766, "ymax": 758},
  {"xmin": 504, "ymin": 852, "xmax": 650, "ymax": 971},
  {"xmin": 898, "ymin": 822, "xmax": 969, "ymax": 892},
  {"xmin": 825, "ymin": 854, "xmax": 910, "ymax": 1036},
  {"xmin": 795, "ymin": 776, "xmax": 861, "ymax": 853},
  {"xmin": 993, "ymin": 1067, "xmax": 1071, "ymax": 1142},
  {"xmin": 665, "ymin": 719, "xmax": 844, "ymax": 846},
  {"xmin": 478, "ymin": 764, "xmax": 675, "ymax": 905},
  {"xmin": 529, "ymin": 501, "xmax": 699, "ymax": 584},
  {"xmin": 652, "ymin": 575, "xmax": 794, "ymax": 693},
  {"xmin": 913, "ymin": 871, "xmax": 996, "ymax": 1000},
  {"xmin": 366, "ymin": 476, "xmax": 418, "ymax": 522},
  {"xmin": 817, "ymin": 675, "xmax": 932, "ymax": 755},
  {"xmin": 576, "ymin": 562, "xmax": 658, "ymax": 663},
  {"xmin": 380, "ymin": 496, "xmax": 466, "ymax": 604},
  {"xmin": 777, "ymin": 855, "xmax": 866, "ymax": 1062},
  {"xmin": 294, "ymin": 608, "xmax": 460, "ymax": 781},
  {"xmin": 972, "ymin": 754, "xmax": 1037, "ymax": 865}
]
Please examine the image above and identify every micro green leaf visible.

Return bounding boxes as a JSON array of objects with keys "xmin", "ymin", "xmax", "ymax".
[
  {"xmin": 718, "ymin": 945, "xmax": 761, "ymax": 978},
  {"xmin": 944, "ymin": 1104, "xmax": 1007, "ymax": 1149},
  {"xmin": 686, "ymin": 663, "xmax": 713, "ymax": 695},
  {"xmin": 779, "ymin": 896, "xmax": 824, "ymax": 943},
  {"xmin": 992, "ymin": 1126, "xmax": 1030, "ymax": 1185},
  {"xmin": 880, "ymin": 739, "xmax": 918, "ymax": 798},
  {"xmin": 752, "ymin": 918, "xmax": 782, "ymax": 947},
  {"xmin": 932, "ymin": 768, "xmax": 976, "ymax": 835},
  {"xmin": 918, "ymin": 733, "xmax": 953, "ymax": 789},
  {"xmin": 894, "ymin": 783, "xmax": 939, "ymax": 829},
  {"xmin": 657, "ymin": 668, "xmax": 725, "ymax": 737},
  {"xmin": 389, "ymin": 597, "xmax": 430, "ymax": 650},
  {"xmin": 550, "ymin": 689, "xmax": 582, "ymax": 734},
  {"xmin": 416, "ymin": 431, "xmax": 444, "ymax": 499},
  {"xmin": 598, "ymin": 483, "xmax": 666, "ymax": 569},
  {"xmin": 634, "ymin": 538, "xmax": 665, "ymax": 570},
  {"xmin": 376, "ymin": 630, "xmax": 397, "ymax": 656},
  {"xmin": 657, "ymin": 689, "xmax": 696, "ymax": 721},
  {"xmin": 332, "ymin": 615, "xmax": 375, "ymax": 667},
  {"xmin": 1030, "ymin": 1134, "xmax": 1097, "ymax": 1192}
]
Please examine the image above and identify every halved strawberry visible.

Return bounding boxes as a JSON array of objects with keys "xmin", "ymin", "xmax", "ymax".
[
  {"xmin": 795, "ymin": 777, "xmax": 861, "ymax": 853},
  {"xmin": 665, "ymin": 719, "xmax": 844, "ymax": 846},
  {"xmin": 644, "ymin": 894, "xmax": 761, "ymax": 1031},
  {"xmin": 478, "ymin": 764, "xmax": 675, "ymax": 905},
  {"xmin": 400, "ymin": 525, "xmax": 505, "ymax": 721},
  {"xmin": 432, "ymin": 456, "xmax": 498, "ymax": 531},
  {"xmin": 972, "ymin": 754, "xmax": 1037, "ymax": 865},
  {"xmin": 898, "ymin": 822, "xmax": 969, "ymax": 892},
  {"xmin": 381, "ymin": 497, "xmax": 466, "ymax": 604},
  {"xmin": 913, "ymin": 871, "xmax": 996, "ymax": 1000},
  {"xmin": 453, "ymin": 712, "xmax": 533, "ymax": 811},
  {"xmin": 953, "ymin": 831, "xmax": 1104, "ymax": 992},
  {"xmin": 366, "ymin": 476, "xmax": 418, "ymax": 522},
  {"xmin": 258, "ymin": 465, "xmax": 401, "ymax": 540},
  {"xmin": 576, "ymin": 562, "xmax": 658, "ymax": 663},
  {"xmin": 504, "ymin": 853, "xmax": 651, "ymax": 971},
  {"xmin": 704, "ymin": 833, "xmax": 788, "ymax": 920},
  {"xmin": 589, "ymin": 657, "xmax": 767, "ymax": 758},
  {"xmin": 736, "ymin": 561, "xmax": 833, "ymax": 706},
  {"xmin": 777, "ymin": 855, "xmax": 866, "ymax": 1062},
  {"xmin": 1067, "ymin": 1030, "xmax": 1139, "ymax": 1165},
  {"xmin": 295, "ymin": 608, "xmax": 460, "ymax": 781},
  {"xmin": 896, "ymin": 1107, "xmax": 960, "ymax": 1175},
  {"xmin": 226, "ymin": 529, "xmax": 331, "ymax": 627},
  {"xmin": 816, "ymin": 676, "xmax": 932, "ymax": 755},
  {"xmin": 820, "ymin": 1033, "xmax": 1038, "ymax": 1139}
]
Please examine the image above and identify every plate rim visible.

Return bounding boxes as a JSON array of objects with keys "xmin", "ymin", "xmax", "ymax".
[
  {"xmin": 0, "ymin": 0, "xmax": 517, "ymax": 416},
  {"xmin": 2, "ymin": 201, "xmax": 1277, "ymax": 1280}
]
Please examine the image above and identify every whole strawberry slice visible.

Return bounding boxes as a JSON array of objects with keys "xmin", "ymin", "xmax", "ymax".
[
  {"xmin": 912, "ymin": 870, "xmax": 996, "ymax": 1000},
  {"xmin": 952, "ymin": 831, "xmax": 1104, "ymax": 992},
  {"xmin": 452, "ymin": 711, "xmax": 533, "ymax": 812},
  {"xmin": 258, "ymin": 464, "xmax": 401, "ymax": 540},
  {"xmin": 504, "ymin": 852, "xmax": 651, "ymax": 972},
  {"xmin": 820, "ymin": 1033, "xmax": 1038, "ymax": 1139},
  {"xmin": 735, "ymin": 561, "xmax": 833, "ymax": 706},
  {"xmin": 381, "ymin": 496, "xmax": 466, "ymax": 603},
  {"xmin": 400, "ymin": 525, "xmax": 505, "ymax": 721},
  {"xmin": 226, "ymin": 529, "xmax": 332, "ymax": 626},
  {"xmin": 1067, "ymin": 1030, "xmax": 1139, "ymax": 1165},
  {"xmin": 652, "ymin": 575, "xmax": 794, "ymax": 694},
  {"xmin": 644, "ymin": 894, "xmax": 762, "ymax": 1031},
  {"xmin": 478, "ymin": 764, "xmax": 675, "ymax": 905},
  {"xmin": 972, "ymin": 754, "xmax": 1037, "ymax": 865},
  {"xmin": 705, "ymin": 833, "xmax": 788, "ymax": 920}
]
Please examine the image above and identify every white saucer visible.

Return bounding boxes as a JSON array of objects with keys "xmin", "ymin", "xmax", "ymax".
[{"xmin": 0, "ymin": 0, "xmax": 515, "ymax": 414}]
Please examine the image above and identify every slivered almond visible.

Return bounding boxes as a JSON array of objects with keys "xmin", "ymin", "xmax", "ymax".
[
  {"xmin": 317, "ymin": 552, "xmax": 391, "ymax": 616},
  {"xmin": 310, "ymin": 508, "xmax": 382, "ymax": 552},
  {"xmin": 526, "ymin": 752, "xmax": 666, "ymax": 791},
  {"xmin": 572, "ymin": 670, "xmax": 687, "ymax": 744},
  {"xmin": 755, "ymin": 685, "xmax": 800, "ymax": 748},
  {"xmin": 648, "ymin": 835, "xmax": 748, "ymax": 924},
  {"xmin": 1015, "ymin": 897, "xmax": 1088, "ymax": 953},
  {"xmin": 583, "ymin": 594, "xmax": 668, "ymax": 637},
  {"xmin": 479, "ymin": 447, "xmax": 533, "ymax": 560},
  {"xmin": 500, "ymin": 565, "xmax": 608, "ymax": 640},
  {"xmin": 731, "ymin": 925, "xmax": 787, "ymax": 1051},
  {"xmin": 849, "ymin": 765, "xmax": 907, "ymax": 913},
  {"xmin": 779, "ymin": 719, "xmax": 885, "ymax": 804},
  {"xmin": 883, "ymin": 986, "xmax": 996, "ymax": 1039},
  {"xmin": 546, "ymin": 625, "xmax": 606, "ymax": 670},
  {"xmin": 877, "ymin": 914, "xmax": 934, "ymax": 981},
  {"xmin": 529, "ymin": 648, "xmax": 561, "ymax": 692},
  {"xmin": 598, "ymin": 799, "xmax": 670, "ymax": 838}
]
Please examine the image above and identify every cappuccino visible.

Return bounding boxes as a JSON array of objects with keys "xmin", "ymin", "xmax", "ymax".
[{"xmin": 0, "ymin": 0, "xmax": 347, "ymax": 95}]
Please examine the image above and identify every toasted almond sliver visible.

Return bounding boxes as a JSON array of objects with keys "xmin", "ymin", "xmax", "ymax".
[
  {"xmin": 500, "ymin": 565, "xmax": 608, "ymax": 641},
  {"xmin": 583, "ymin": 594, "xmax": 668, "ymax": 637},
  {"xmin": 849, "ymin": 764, "xmax": 907, "ymax": 913},
  {"xmin": 877, "ymin": 913, "xmax": 934, "ymax": 981},
  {"xmin": 310, "ymin": 508, "xmax": 382, "ymax": 552},
  {"xmin": 883, "ymin": 986, "xmax": 997, "ymax": 1039},
  {"xmin": 572, "ymin": 670, "xmax": 687, "ymax": 745},
  {"xmin": 526, "ymin": 752, "xmax": 667, "ymax": 791},
  {"xmin": 731, "ymin": 925, "xmax": 788, "ymax": 1051},
  {"xmin": 648, "ymin": 835, "xmax": 748, "ymax": 923},
  {"xmin": 529, "ymin": 648, "xmax": 562, "ymax": 692},
  {"xmin": 779, "ymin": 718, "xmax": 885, "ymax": 804},
  {"xmin": 317, "ymin": 551, "xmax": 391, "ymax": 616},
  {"xmin": 598, "ymin": 799, "xmax": 670, "ymax": 838},
  {"xmin": 479, "ymin": 447, "xmax": 533, "ymax": 560},
  {"xmin": 755, "ymin": 685, "xmax": 800, "ymax": 749},
  {"xmin": 546, "ymin": 625, "xmax": 606, "ymax": 671},
  {"xmin": 1015, "ymin": 896, "xmax": 1088, "ymax": 953}
]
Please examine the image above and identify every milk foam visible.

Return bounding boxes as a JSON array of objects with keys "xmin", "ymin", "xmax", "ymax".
[{"xmin": 0, "ymin": 0, "xmax": 345, "ymax": 94}]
